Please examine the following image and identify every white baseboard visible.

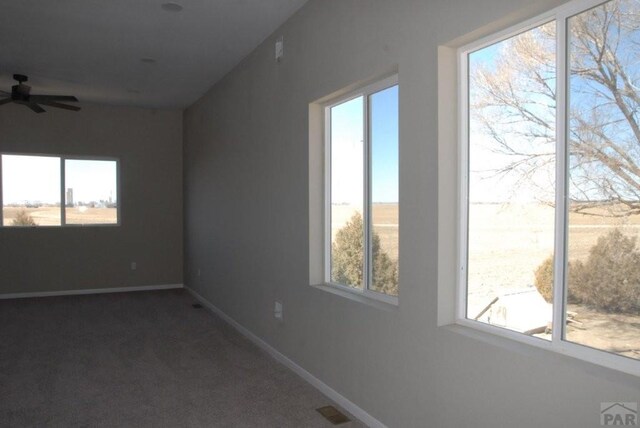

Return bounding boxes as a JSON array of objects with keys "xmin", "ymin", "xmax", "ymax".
[
  {"xmin": 185, "ymin": 286, "xmax": 387, "ymax": 428},
  {"xmin": 0, "ymin": 283, "xmax": 184, "ymax": 300}
]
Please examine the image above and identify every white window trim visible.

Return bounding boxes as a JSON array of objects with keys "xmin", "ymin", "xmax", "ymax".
[
  {"xmin": 321, "ymin": 74, "xmax": 399, "ymax": 306},
  {"xmin": 0, "ymin": 152, "xmax": 121, "ymax": 228},
  {"xmin": 456, "ymin": 0, "xmax": 640, "ymax": 377}
]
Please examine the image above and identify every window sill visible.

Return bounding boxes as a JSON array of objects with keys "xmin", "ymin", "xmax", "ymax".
[
  {"xmin": 310, "ymin": 283, "xmax": 398, "ymax": 311},
  {"xmin": 0, "ymin": 223, "xmax": 120, "ymax": 229},
  {"xmin": 443, "ymin": 318, "xmax": 640, "ymax": 381}
]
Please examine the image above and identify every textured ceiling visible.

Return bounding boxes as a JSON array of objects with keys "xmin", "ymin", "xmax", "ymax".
[{"xmin": 0, "ymin": 0, "xmax": 307, "ymax": 109}]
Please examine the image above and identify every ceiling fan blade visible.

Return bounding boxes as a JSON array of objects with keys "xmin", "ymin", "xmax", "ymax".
[
  {"xmin": 30, "ymin": 95, "xmax": 78, "ymax": 102},
  {"xmin": 37, "ymin": 100, "xmax": 81, "ymax": 111},
  {"xmin": 0, "ymin": 98, "xmax": 12, "ymax": 106},
  {"xmin": 25, "ymin": 103, "xmax": 46, "ymax": 113}
]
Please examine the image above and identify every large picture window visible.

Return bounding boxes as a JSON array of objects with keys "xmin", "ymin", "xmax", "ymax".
[
  {"xmin": 460, "ymin": 0, "xmax": 640, "ymax": 371},
  {"xmin": 325, "ymin": 75, "xmax": 399, "ymax": 301},
  {"xmin": 1, "ymin": 154, "xmax": 119, "ymax": 227}
]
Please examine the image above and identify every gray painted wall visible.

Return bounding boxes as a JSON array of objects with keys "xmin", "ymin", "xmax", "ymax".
[
  {"xmin": 0, "ymin": 103, "xmax": 183, "ymax": 294},
  {"xmin": 184, "ymin": 0, "xmax": 640, "ymax": 427}
]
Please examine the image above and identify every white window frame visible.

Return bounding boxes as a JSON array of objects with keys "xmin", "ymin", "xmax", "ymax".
[
  {"xmin": 457, "ymin": 0, "xmax": 640, "ymax": 376},
  {"xmin": 0, "ymin": 152, "xmax": 121, "ymax": 228},
  {"xmin": 322, "ymin": 74, "xmax": 399, "ymax": 306}
]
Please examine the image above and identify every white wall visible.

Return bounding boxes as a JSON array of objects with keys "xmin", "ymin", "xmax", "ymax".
[
  {"xmin": 183, "ymin": 0, "xmax": 640, "ymax": 426},
  {"xmin": 0, "ymin": 103, "xmax": 183, "ymax": 294}
]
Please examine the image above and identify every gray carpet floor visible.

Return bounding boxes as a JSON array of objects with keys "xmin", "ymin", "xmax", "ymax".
[{"xmin": 0, "ymin": 289, "xmax": 364, "ymax": 427}]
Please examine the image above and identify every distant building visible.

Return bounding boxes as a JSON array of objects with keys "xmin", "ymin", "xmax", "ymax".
[{"xmin": 66, "ymin": 188, "xmax": 74, "ymax": 207}]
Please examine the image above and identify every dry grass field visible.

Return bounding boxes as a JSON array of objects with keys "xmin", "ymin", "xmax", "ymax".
[
  {"xmin": 468, "ymin": 203, "xmax": 640, "ymax": 299},
  {"xmin": 329, "ymin": 202, "xmax": 638, "ymax": 287},
  {"xmin": 468, "ymin": 202, "xmax": 640, "ymax": 359},
  {"xmin": 373, "ymin": 203, "xmax": 399, "ymax": 262},
  {"xmin": 3, "ymin": 206, "xmax": 117, "ymax": 226}
]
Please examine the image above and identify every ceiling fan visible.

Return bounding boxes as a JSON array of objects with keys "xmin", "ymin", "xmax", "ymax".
[{"xmin": 0, "ymin": 74, "xmax": 80, "ymax": 113}]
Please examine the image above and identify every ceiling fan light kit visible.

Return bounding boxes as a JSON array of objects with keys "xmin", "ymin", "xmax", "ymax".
[{"xmin": 0, "ymin": 74, "xmax": 81, "ymax": 113}]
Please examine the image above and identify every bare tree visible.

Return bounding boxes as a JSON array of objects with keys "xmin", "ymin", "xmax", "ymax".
[{"xmin": 471, "ymin": 0, "xmax": 640, "ymax": 216}]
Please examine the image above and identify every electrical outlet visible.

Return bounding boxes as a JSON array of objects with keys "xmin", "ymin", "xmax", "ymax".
[
  {"xmin": 131, "ymin": 262, "xmax": 137, "ymax": 271},
  {"xmin": 275, "ymin": 36, "xmax": 283, "ymax": 62},
  {"xmin": 274, "ymin": 301, "xmax": 283, "ymax": 321}
]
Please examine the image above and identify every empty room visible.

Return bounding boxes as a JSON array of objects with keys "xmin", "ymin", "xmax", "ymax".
[{"xmin": 1, "ymin": 0, "xmax": 640, "ymax": 427}]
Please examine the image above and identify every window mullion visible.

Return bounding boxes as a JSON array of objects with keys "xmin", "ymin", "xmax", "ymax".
[
  {"xmin": 458, "ymin": 50, "xmax": 470, "ymax": 321},
  {"xmin": 60, "ymin": 157, "xmax": 66, "ymax": 226},
  {"xmin": 324, "ymin": 108, "xmax": 332, "ymax": 284},
  {"xmin": 363, "ymin": 93, "xmax": 372, "ymax": 291},
  {"xmin": 552, "ymin": 13, "xmax": 568, "ymax": 347},
  {"xmin": 0, "ymin": 155, "xmax": 3, "ymax": 227},
  {"xmin": 321, "ymin": 78, "xmax": 398, "ymax": 299}
]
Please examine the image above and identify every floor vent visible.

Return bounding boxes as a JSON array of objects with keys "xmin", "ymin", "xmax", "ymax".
[
  {"xmin": 316, "ymin": 405, "xmax": 350, "ymax": 425},
  {"xmin": 192, "ymin": 303, "xmax": 203, "ymax": 309}
]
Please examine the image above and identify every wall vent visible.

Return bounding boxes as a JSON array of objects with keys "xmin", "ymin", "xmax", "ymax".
[{"xmin": 316, "ymin": 405, "xmax": 350, "ymax": 425}]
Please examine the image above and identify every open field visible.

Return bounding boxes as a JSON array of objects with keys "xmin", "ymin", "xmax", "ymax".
[
  {"xmin": 373, "ymin": 203, "xmax": 399, "ymax": 263},
  {"xmin": 3, "ymin": 206, "xmax": 117, "ymax": 226},
  {"xmin": 468, "ymin": 203, "xmax": 640, "ymax": 302},
  {"xmin": 468, "ymin": 202, "xmax": 640, "ymax": 359}
]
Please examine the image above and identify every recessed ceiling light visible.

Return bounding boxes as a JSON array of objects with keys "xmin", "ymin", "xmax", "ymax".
[
  {"xmin": 161, "ymin": 2, "xmax": 183, "ymax": 12},
  {"xmin": 141, "ymin": 57, "xmax": 156, "ymax": 64}
]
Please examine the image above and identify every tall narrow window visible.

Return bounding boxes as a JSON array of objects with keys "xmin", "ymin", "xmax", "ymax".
[
  {"xmin": 466, "ymin": 22, "xmax": 556, "ymax": 336},
  {"xmin": 370, "ymin": 85, "xmax": 399, "ymax": 296},
  {"xmin": 327, "ymin": 75, "xmax": 399, "ymax": 300},
  {"xmin": 565, "ymin": 0, "xmax": 640, "ymax": 359},
  {"xmin": 330, "ymin": 96, "xmax": 365, "ymax": 289}
]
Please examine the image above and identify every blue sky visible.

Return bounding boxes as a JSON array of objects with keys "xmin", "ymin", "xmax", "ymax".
[
  {"xmin": 330, "ymin": 85, "xmax": 399, "ymax": 205},
  {"xmin": 467, "ymin": 23, "xmax": 557, "ymax": 204},
  {"xmin": 467, "ymin": 7, "xmax": 640, "ymax": 205},
  {"xmin": 371, "ymin": 85, "xmax": 399, "ymax": 203}
]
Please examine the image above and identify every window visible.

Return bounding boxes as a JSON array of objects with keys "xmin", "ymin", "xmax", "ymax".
[
  {"xmin": 65, "ymin": 159, "xmax": 118, "ymax": 225},
  {"xmin": 2, "ymin": 155, "xmax": 62, "ymax": 226},
  {"xmin": 460, "ymin": 0, "xmax": 640, "ymax": 372},
  {"xmin": 325, "ymin": 75, "xmax": 399, "ymax": 301},
  {"xmin": 1, "ymin": 154, "xmax": 119, "ymax": 227}
]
